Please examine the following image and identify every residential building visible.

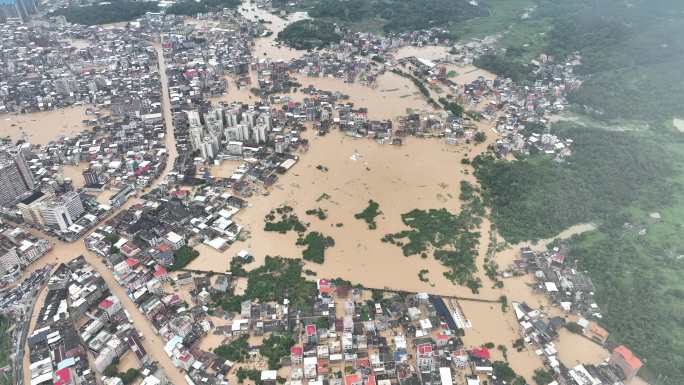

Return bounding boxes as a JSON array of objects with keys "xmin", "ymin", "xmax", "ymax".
[
  {"xmin": 0, "ymin": 146, "xmax": 34, "ymax": 206},
  {"xmin": 40, "ymin": 192, "xmax": 84, "ymax": 232},
  {"xmin": 17, "ymin": 191, "xmax": 52, "ymax": 225},
  {"xmin": 610, "ymin": 345, "xmax": 643, "ymax": 381},
  {"xmin": 0, "ymin": 243, "xmax": 20, "ymax": 275}
]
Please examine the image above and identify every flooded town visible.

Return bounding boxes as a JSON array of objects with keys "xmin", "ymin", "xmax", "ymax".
[{"xmin": 0, "ymin": 2, "xmax": 658, "ymax": 385}]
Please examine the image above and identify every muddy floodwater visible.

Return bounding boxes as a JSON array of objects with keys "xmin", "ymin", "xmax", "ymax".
[
  {"xmin": 197, "ymin": 129, "xmax": 491, "ymax": 296},
  {"xmin": 0, "ymin": 106, "xmax": 91, "ymax": 145},
  {"xmin": 239, "ymin": 3, "xmax": 309, "ymax": 61},
  {"xmin": 394, "ymin": 45, "xmax": 451, "ymax": 61},
  {"xmin": 6, "ymin": 4, "xmax": 650, "ymax": 383}
]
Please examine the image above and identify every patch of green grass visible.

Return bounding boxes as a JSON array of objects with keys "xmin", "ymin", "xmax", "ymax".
[
  {"xmin": 0, "ymin": 316, "xmax": 11, "ymax": 384},
  {"xmin": 418, "ymin": 269, "xmax": 429, "ymax": 282},
  {"xmin": 297, "ymin": 232, "xmax": 335, "ymax": 263},
  {"xmin": 168, "ymin": 246, "xmax": 199, "ymax": 271},
  {"xmin": 214, "ymin": 256, "xmax": 318, "ymax": 313},
  {"xmin": 382, "ymin": 181, "xmax": 485, "ymax": 292},
  {"xmin": 474, "ymin": 124, "xmax": 674, "ymax": 243},
  {"xmin": 316, "ymin": 193, "xmax": 331, "ymax": 202},
  {"xmin": 260, "ymin": 334, "xmax": 296, "ymax": 369},
  {"xmin": 450, "ymin": 0, "xmax": 536, "ymax": 40},
  {"xmin": 305, "ymin": 208, "xmax": 328, "ymax": 220},
  {"xmin": 264, "ymin": 205, "xmax": 308, "ymax": 233},
  {"xmin": 354, "ymin": 200, "xmax": 381, "ymax": 229}
]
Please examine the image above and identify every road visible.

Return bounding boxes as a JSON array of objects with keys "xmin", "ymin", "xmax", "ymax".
[{"xmin": 20, "ymin": 43, "xmax": 185, "ymax": 385}]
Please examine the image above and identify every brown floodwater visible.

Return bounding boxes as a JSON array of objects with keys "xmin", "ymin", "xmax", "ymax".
[
  {"xmin": 0, "ymin": 106, "xmax": 91, "ymax": 145},
  {"xmin": 239, "ymin": 3, "xmax": 309, "ymax": 61},
  {"xmin": 18, "ymin": 44, "xmax": 188, "ymax": 385},
  {"xmin": 60, "ymin": 163, "xmax": 89, "ymax": 188},
  {"xmin": 394, "ymin": 46, "xmax": 450, "ymax": 61},
  {"xmin": 7, "ymin": 12, "xmax": 650, "ymax": 384}
]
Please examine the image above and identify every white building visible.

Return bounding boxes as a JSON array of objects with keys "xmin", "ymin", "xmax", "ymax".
[{"xmin": 40, "ymin": 191, "xmax": 84, "ymax": 232}]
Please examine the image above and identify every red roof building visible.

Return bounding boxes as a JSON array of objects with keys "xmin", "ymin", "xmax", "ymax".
[
  {"xmin": 610, "ymin": 345, "xmax": 643, "ymax": 380},
  {"xmin": 98, "ymin": 298, "xmax": 113, "ymax": 309},
  {"xmin": 154, "ymin": 265, "xmax": 168, "ymax": 278},
  {"xmin": 54, "ymin": 367, "xmax": 73, "ymax": 385},
  {"xmin": 125, "ymin": 258, "xmax": 139, "ymax": 268},
  {"xmin": 470, "ymin": 347, "xmax": 491, "ymax": 360},
  {"xmin": 344, "ymin": 374, "xmax": 362, "ymax": 385},
  {"xmin": 291, "ymin": 346, "xmax": 303, "ymax": 364},
  {"xmin": 318, "ymin": 279, "xmax": 334, "ymax": 295}
]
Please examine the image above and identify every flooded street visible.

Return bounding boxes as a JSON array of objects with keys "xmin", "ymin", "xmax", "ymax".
[
  {"xmin": 18, "ymin": 44, "xmax": 187, "ymax": 385},
  {"xmin": 5, "ymin": 4, "xmax": 647, "ymax": 384}
]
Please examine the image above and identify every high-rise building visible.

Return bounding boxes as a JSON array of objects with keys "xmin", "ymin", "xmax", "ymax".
[
  {"xmin": 185, "ymin": 110, "xmax": 201, "ymax": 127},
  {"xmin": 0, "ymin": 244, "xmax": 20, "ymax": 276},
  {"xmin": 0, "ymin": 146, "xmax": 35, "ymax": 206},
  {"xmin": 40, "ymin": 191, "xmax": 84, "ymax": 232},
  {"xmin": 189, "ymin": 125, "xmax": 204, "ymax": 152},
  {"xmin": 0, "ymin": 0, "xmax": 38, "ymax": 22},
  {"xmin": 17, "ymin": 191, "xmax": 52, "ymax": 225}
]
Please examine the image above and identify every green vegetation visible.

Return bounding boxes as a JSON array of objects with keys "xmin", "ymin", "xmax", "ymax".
[
  {"xmin": 564, "ymin": 205, "xmax": 684, "ymax": 383},
  {"xmin": 474, "ymin": 131, "xmax": 487, "ymax": 144},
  {"xmin": 168, "ymin": 246, "xmax": 200, "ymax": 271},
  {"xmin": 104, "ymin": 363, "xmax": 141, "ymax": 385},
  {"xmin": 236, "ymin": 368, "xmax": 262, "ymax": 385},
  {"xmin": 542, "ymin": 0, "xmax": 684, "ymax": 124},
  {"xmin": 513, "ymin": 338, "xmax": 525, "ymax": 351},
  {"xmin": 473, "ymin": 124, "xmax": 673, "ymax": 243},
  {"xmin": 438, "ymin": 97, "xmax": 464, "ymax": 117},
  {"xmin": 104, "ymin": 233, "xmax": 120, "ymax": 245},
  {"xmin": 418, "ymin": 269, "xmax": 429, "ymax": 282},
  {"xmin": 449, "ymin": 0, "xmax": 536, "ymax": 39},
  {"xmin": 492, "ymin": 361, "xmax": 526, "ymax": 385},
  {"xmin": 230, "ymin": 254, "xmax": 254, "ymax": 277},
  {"xmin": 214, "ymin": 256, "xmax": 318, "ymax": 313},
  {"xmin": 277, "ymin": 19, "xmax": 342, "ymax": 49},
  {"xmin": 264, "ymin": 205, "xmax": 308, "ymax": 234},
  {"xmin": 497, "ymin": 344, "xmax": 508, "ymax": 361},
  {"xmin": 0, "ymin": 316, "xmax": 11, "ymax": 385},
  {"xmin": 306, "ymin": 0, "xmax": 486, "ymax": 33},
  {"xmin": 461, "ymin": 3, "xmax": 684, "ymax": 379},
  {"xmin": 305, "ymin": 208, "xmax": 328, "ymax": 220},
  {"xmin": 316, "ymin": 193, "xmax": 331, "ymax": 202},
  {"xmin": 297, "ymin": 232, "xmax": 335, "ymax": 263},
  {"xmin": 471, "ymin": 0, "xmax": 684, "ymax": 126},
  {"xmin": 564, "ymin": 321, "xmax": 583, "ymax": 334},
  {"xmin": 533, "ymin": 368, "xmax": 555, "ymax": 385},
  {"xmin": 382, "ymin": 181, "xmax": 485, "ymax": 292},
  {"xmin": 214, "ymin": 335, "xmax": 250, "ymax": 362},
  {"xmin": 390, "ymin": 69, "xmax": 439, "ymax": 108},
  {"xmin": 474, "ymin": 120, "xmax": 684, "ymax": 382},
  {"xmin": 51, "ymin": 1, "xmax": 159, "ymax": 25},
  {"xmin": 260, "ymin": 334, "xmax": 296, "ymax": 369},
  {"xmin": 499, "ymin": 295, "xmax": 508, "ymax": 312},
  {"xmin": 473, "ymin": 51, "xmax": 531, "ymax": 83},
  {"xmin": 315, "ymin": 317, "xmax": 330, "ymax": 330},
  {"xmin": 166, "ymin": 0, "xmax": 240, "ymax": 16},
  {"xmin": 354, "ymin": 200, "xmax": 381, "ymax": 229}
]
